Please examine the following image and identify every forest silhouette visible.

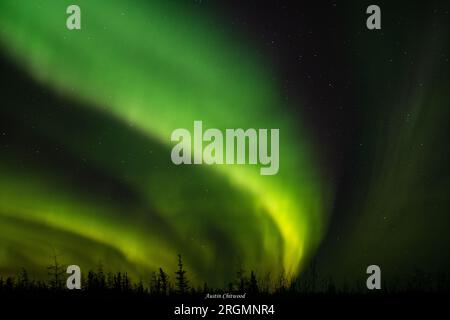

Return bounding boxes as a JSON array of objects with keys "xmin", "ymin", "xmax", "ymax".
[{"xmin": 1, "ymin": 254, "xmax": 448, "ymax": 297}]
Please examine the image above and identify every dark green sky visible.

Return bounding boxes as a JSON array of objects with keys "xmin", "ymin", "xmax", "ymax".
[{"xmin": 314, "ymin": 0, "xmax": 450, "ymax": 285}]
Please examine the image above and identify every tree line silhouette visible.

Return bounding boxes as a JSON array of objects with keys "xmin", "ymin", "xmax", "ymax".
[{"xmin": 0, "ymin": 254, "xmax": 449, "ymax": 296}]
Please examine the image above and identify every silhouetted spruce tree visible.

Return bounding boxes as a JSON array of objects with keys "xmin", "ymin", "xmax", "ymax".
[
  {"xmin": 17, "ymin": 268, "xmax": 29, "ymax": 290},
  {"xmin": 175, "ymin": 254, "xmax": 189, "ymax": 294},
  {"xmin": 106, "ymin": 271, "xmax": 114, "ymax": 289},
  {"xmin": 276, "ymin": 271, "xmax": 287, "ymax": 294},
  {"xmin": 123, "ymin": 272, "xmax": 130, "ymax": 292},
  {"xmin": 113, "ymin": 272, "xmax": 122, "ymax": 291},
  {"xmin": 159, "ymin": 268, "xmax": 169, "ymax": 295},
  {"xmin": 135, "ymin": 279, "xmax": 145, "ymax": 294},
  {"xmin": 47, "ymin": 253, "xmax": 66, "ymax": 290},
  {"xmin": 249, "ymin": 271, "xmax": 259, "ymax": 294},
  {"xmin": 97, "ymin": 263, "xmax": 106, "ymax": 290},
  {"xmin": 150, "ymin": 271, "xmax": 160, "ymax": 295},
  {"xmin": 261, "ymin": 272, "xmax": 272, "ymax": 294}
]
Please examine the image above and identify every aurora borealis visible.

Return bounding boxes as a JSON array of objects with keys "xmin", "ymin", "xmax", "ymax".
[
  {"xmin": 0, "ymin": 0, "xmax": 449, "ymax": 290},
  {"xmin": 0, "ymin": 0, "xmax": 326, "ymax": 285}
]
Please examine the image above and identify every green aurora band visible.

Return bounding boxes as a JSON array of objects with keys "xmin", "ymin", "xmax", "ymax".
[{"xmin": 0, "ymin": 0, "xmax": 327, "ymax": 285}]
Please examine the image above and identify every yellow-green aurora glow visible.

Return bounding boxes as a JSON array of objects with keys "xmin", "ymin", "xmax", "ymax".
[{"xmin": 0, "ymin": 0, "xmax": 328, "ymax": 285}]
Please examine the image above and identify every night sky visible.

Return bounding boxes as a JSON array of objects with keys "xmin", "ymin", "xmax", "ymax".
[{"xmin": 0, "ymin": 0, "xmax": 449, "ymax": 288}]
